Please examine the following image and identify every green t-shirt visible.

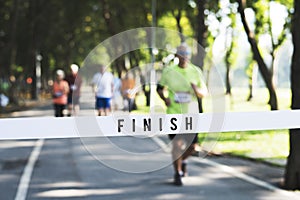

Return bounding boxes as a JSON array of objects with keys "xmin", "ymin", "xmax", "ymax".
[{"xmin": 159, "ymin": 63, "xmax": 206, "ymax": 114}]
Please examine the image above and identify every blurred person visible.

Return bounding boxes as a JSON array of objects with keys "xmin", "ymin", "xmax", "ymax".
[
  {"xmin": 91, "ymin": 64, "xmax": 114, "ymax": 116},
  {"xmin": 157, "ymin": 43, "xmax": 208, "ymax": 186},
  {"xmin": 121, "ymin": 72, "xmax": 136, "ymax": 112},
  {"xmin": 112, "ymin": 74, "xmax": 123, "ymax": 111},
  {"xmin": 52, "ymin": 69, "xmax": 69, "ymax": 117},
  {"xmin": 65, "ymin": 64, "xmax": 82, "ymax": 116},
  {"xmin": 0, "ymin": 93, "xmax": 9, "ymax": 107},
  {"xmin": 140, "ymin": 73, "xmax": 150, "ymax": 107}
]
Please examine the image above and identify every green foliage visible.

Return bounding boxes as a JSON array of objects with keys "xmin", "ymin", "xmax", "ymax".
[
  {"xmin": 0, "ymin": 0, "xmax": 153, "ymax": 81},
  {"xmin": 253, "ymin": 0, "xmax": 291, "ymax": 50},
  {"xmin": 0, "ymin": 0, "xmax": 294, "ymax": 95}
]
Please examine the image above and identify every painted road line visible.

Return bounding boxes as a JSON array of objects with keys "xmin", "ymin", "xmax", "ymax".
[
  {"xmin": 193, "ymin": 158, "xmax": 299, "ymax": 199},
  {"xmin": 151, "ymin": 136, "xmax": 299, "ymax": 199},
  {"xmin": 14, "ymin": 139, "xmax": 44, "ymax": 200}
]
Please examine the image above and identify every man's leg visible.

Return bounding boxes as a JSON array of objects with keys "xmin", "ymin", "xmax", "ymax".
[
  {"xmin": 104, "ymin": 98, "xmax": 111, "ymax": 116},
  {"xmin": 171, "ymin": 138, "xmax": 184, "ymax": 186},
  {"xmin": 104, "ymin": 108, "xmax": 109, "ymax": 116},
  {"xmin": 181, "ymin": 134, "xmax": 198, "ymax": 176},
  {"xmin": 128, "ymin": 98, "xmax": 134, "ymax": 112},
  {"xmin": 67, "ymin": 96, "xmax": 73, "ymax": 116},
  {"xmin": 67, "ymin": 104, "xmax": 72, "ymax": 116},
  {"xmin": 182, "ymin": 143, "xmax": 197, "ymax": 160},
  {"xmin": 97, "ymin": 98, "xmax": 106, "ymax": 116},
  {"xmin": 54, "ymin": 104, "xmax": 59, "ymax": 117},
  {"xmin": 72, "ymin": 96, "xmax": 80, "ymax": 116},
  {"xmin": 58, "ymin": 104, "xmax": 65, "ymax": 117},
  {"xmin": 73, "ymin": 104, "xmax": 79, "ymax": 116}
]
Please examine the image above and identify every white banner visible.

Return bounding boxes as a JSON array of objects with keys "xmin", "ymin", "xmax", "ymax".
[{"xmin": 1, "ymin": 110, "xmax": 300, "ymax": 140}]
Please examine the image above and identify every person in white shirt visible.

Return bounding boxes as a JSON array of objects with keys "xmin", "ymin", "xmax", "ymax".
[{"xmin": 91, "ymin": 64, "xmax": 114, "ymax": 116}]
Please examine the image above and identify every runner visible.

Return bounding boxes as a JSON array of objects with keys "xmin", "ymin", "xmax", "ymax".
[
  {"xmin": 157, "ymin": 43, "xmax": 208, "ymax": 186},
  {"xmin": 91, "ymin": 64, "xmax": 114, "ymax": 116},
  {"xmin": 65, "ymin": 64, "xmax": 82, "ymax": 116},
  {"xmin": 52, "ymin": 69, "xmax": 69, "ymax": 117}
]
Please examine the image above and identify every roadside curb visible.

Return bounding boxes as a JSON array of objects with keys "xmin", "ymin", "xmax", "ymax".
[
  {"xmin": 0, "ymin": 99, "xmax": 52, "ymax": 118},
  {"xmin": 217, "ymin": 152, "xmax": 286, "ymax": 168}
]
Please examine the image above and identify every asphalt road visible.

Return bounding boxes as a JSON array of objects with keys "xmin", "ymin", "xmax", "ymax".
[{"xmin": 1, "ymin": 87, "xmax": 300, "ymax": 200}]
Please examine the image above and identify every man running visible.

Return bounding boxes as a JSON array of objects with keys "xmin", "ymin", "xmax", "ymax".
[{"xmin": 157, "ymin": 43, "xmax": 208, "ymax": 186}]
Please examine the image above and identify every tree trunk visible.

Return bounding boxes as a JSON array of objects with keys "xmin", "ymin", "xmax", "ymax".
[
  {"xmin": 284, "ymin": 0, "xmax": 300, "ymax": 190},
  {"xmin": 28, "ymin": 0, "xmax": 38, "ymax": 100},
  {"xmin": 225, "ymin": 51, "xmax": 232, "ymax": 95},
  {"xmin": 237, "ymin": 0, "xmax": 278, "ymax": 110},
  {"xmin": 173, "ymin": 10, "xmax": 185, "ymax": 43},
  {"xmin": 225, "ymin": 64, "xmax": 232, "ymax": 95},
  {"xmin": 6, "ymin": 0, "xmax": 20, "ymax": 104},
  {"xmin": 284, "ymin": 130, "xmax": 300, "ymax": 190},
  {"xmin": 194, "ymin": 0, "xmax": 206, "ymax": 70},
  {"xmin": 247, "ymin": 62, "xmax": 254, "ymax": 101},
  {"xmin": 195, "ymin": 0, "xmax": 207, "ymax": 113},
  {"xmin": 247, "ymin": 83, "xmax": 253, "ymax": 101},
  {"xmin": 8, "ymin": 0, "xmax": 19, "ymax": 76},
  {"xmin": 225, "ymin": 28, "xmax": 233, "ymax": 95}
]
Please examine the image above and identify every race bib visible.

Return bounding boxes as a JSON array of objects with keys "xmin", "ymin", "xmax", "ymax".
[
  {"xmin": 174, "ymin": 92, "xmax": 191, "ymax": 103},
  {"xmin": 54, "ymin": 92, "xmax": 63, "ymax": 98}
]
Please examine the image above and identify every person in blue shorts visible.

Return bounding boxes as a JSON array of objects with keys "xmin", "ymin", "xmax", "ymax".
[{"xmin": 91, "ymin": 64, "xmax": 114, "ymax": 116}]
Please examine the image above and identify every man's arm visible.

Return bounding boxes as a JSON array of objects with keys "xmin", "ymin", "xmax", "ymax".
[
  {"xmin": 191, "ymin": 83, "xmax": 208, "ymax": 99},
  {"xmin": 63, "ymin": 81, "xmax": 70, "ymax": 94},
  {"xmin": 156, "ymin": 84, "xmax": 170, "ymax": 106}
]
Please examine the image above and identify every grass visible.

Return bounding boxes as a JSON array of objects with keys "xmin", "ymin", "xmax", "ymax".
[
  {"xmin": 224, "ymin": 88, "xmax": 291, "ymax": 112},
  {"xmin": 199, "ymin": 130, "xmax": 289, "ymax": 167},
  {"xmin": 214, "ymin": 88, "xmax": 290, "ymax": 166},
  {"xmin": 133, "ymin": 87, "xmax": 291, "ymax": 167}
]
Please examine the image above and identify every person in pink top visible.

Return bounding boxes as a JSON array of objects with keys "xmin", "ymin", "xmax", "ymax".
[{"xmin": 52, "ymin": 69, "xmax": 69, "ymax": 117}]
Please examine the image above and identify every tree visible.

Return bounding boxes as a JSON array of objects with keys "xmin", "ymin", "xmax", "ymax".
[
  {"xmin": 222, "ymin": 3, "xmax": 237, "ymax": 96},
  {"xmin": 246, "ymin": 59, "xmax": 257, "ymax": 101},
  {"xmin": 252, "ymin": 0, "xmax": 291, "ymax": 97},
  {"xmin": 189, "ymin": 0, "xmax": 211, "ymax": 113},
  {"xmin": 224, "ymin": 26, "xmax": 234, "ymax": 95},
  {"xmin": 284, "ymin": 0, "xmax": 300, "ymax": 190},
  {"xmin": 237, "ymin": 0, "xmax": 278, "ymax": 110}
]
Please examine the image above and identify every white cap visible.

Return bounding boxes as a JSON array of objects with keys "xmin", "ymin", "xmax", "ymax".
[
  {"xmin": 56, "ymin": 69, "xmax": 65, "ymax": 77},
  {"xmin": 70, "ymin": 64, "xmax": 79, "ymax": 73}
]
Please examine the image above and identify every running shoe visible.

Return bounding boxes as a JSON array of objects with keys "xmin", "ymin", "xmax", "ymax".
[{"xmin": 174, "ymin": 173, "xmax": 183, "ymax": 186}]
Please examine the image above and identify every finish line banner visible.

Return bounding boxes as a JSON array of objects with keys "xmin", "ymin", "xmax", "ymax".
[{"xmin": 1, "ymin": 110, "xmax": 300, "ymax": 140}]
